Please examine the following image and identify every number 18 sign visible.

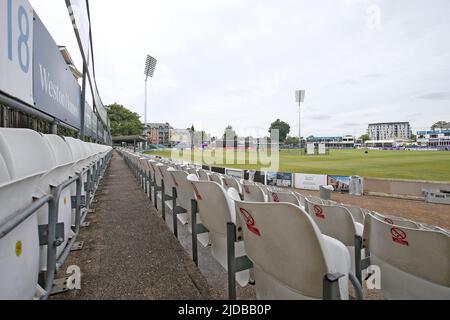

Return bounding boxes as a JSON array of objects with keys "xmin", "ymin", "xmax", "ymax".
[{"xmin": 0, "ymin": 0, "xmax": 34, "ymax": 105}]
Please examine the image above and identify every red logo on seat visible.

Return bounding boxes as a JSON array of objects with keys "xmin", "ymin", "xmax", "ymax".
[
  {"xmin": 224, "ymin": 179, "xmax": 229, "ymax": 187},
  {"xmin": 239, "ymin": 208, "xmax": 261, "ymax": 237},
  {"xmin": 191, "ymin": 183, "xmax": 203, "ymax": 201},
  {"xmin": 314, "ymin": 205, "xmax": 325, "ymax": 219},
  {"xmin": 384, "ymin": 218, "xmax": 394, "ymax": 225},
  {"xmin": 272, "ymin": 193, "xmax": 280, "ymax": 203},
  {"xmin": 244, "ymin": 185, "xmax": 251, "ymax": 194},
  {"xmin": 391, "ymin": 227, "xmax": 409, "ymax": 246},
  {"xmin": 171, "ymin": 173, "xmax": 179, "ymax": 187}
]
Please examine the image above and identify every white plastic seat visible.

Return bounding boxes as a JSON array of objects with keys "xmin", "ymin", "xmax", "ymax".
[
  {"xmin": 362, "ymin": 213, "xmax": 450, "ymax": 300},
  {"xmin": 38, "ymin": 135, "xmax": 76, "ymax": 270},
  {"xmin": 187, "ymin": 175, "xmax": 250, "ymax": 287},
  {"xmin": 243, "ymin": 185, "xmax": 267, "ymax": 203},
  {"xmin": 268, "ymin": 190, "xmax": 302, "ymax": 207},
  {"xmin": 209, "ymin": 172, "xmax": 224, "ymax": 186},
  {"xmin": 222, "ymin": 176, "xmax": 242, "ymax": 194},
  {"xmin": 293, "ymin": 192, "xmax": 307, "ymax": 208},
  {"xmin": 340, "ymin": 205, "xmax": 366, "ymax": 225},
  {"xmin": 187, "ymin": 168, "xmax": 198, "ymax": 176},
  {"xmin": 197, "ymin": 169, "xmax": 210, "ymax": 181},
  {"xmin": 0, "ymin": 128, "xmax": 56, "ymax": 299},
  {"xmin": 305, "ymin": 200, "xmax": 363, "ymax": 273},
  {"xmin": 154, "ymin": 163, "xmax": 170, "ymax": 210},
  {"xmin": 371, "ymin": 212, "xmax": 422, "ymax": 229},
  {"xmin": 232, "ymin": 201, "xmax": 351, "ymax": 300},
  {"xmin": 169, "ymin": 170, "xmax": 209, "ymax": 247}
]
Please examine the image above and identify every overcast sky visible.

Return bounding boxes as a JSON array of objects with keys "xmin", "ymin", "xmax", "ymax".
[{"xmin": 30, "ymin": 0, "xmax": 450, "ymax": 138}]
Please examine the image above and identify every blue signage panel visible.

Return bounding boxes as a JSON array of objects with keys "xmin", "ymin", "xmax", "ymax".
[{"xmin": 32, "ymin": 14, "xmax": 81, "ymax": 129}]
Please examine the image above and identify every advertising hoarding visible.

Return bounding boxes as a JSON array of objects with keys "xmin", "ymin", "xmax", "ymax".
[
  {"xmin": 307, "ymin": 143, "xmax": 315, "ymax": 155},
  {"xmin": 328, "ymin": 175, "xmax": 350, "ymax": 193},
  {"xmin": 318, "ymin": 143, "xmax": 327, "ymax": 155},
  {"xmin": 33, "ymin": 14, "xmax": 81, "ymax": 129},
  {"xmin": 225, "ymin": 169, "xmax": 243, "ymax": 179},
  {"xmin": 295, "ymin": 174, "xmax": 328, "ymax": 191},
  {"xmin": 267, "ymin": 172, "xmax": 293, "ymax": 188}
]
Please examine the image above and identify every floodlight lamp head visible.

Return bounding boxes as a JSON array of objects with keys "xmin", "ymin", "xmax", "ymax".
[
  {"xmin": 295, "ymin": 90, "xmax": 306, "ymax": 104},
  {"xmin": 144, "ymin": 55, "xmax": 157, "ymax": 78}
]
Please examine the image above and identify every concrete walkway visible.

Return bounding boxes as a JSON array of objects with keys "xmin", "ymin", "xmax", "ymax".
[{"xmin": 53, "ymin": 151, "xmax": 215, "ymax": 300}]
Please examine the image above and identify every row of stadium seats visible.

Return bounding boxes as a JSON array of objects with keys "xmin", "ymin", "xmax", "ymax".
[
  {"xmin": 0, "ymin": 129, "xmax": 112, "ymax": 300},
  {"xmin": 118, "ymin": 148, "xmax": 449, "ymax": 300}
]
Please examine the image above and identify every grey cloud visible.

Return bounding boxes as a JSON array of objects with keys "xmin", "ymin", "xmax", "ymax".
[
  {"xmin": 308, "ymin": 114, "xmax": 333, "ymax": 121},
  {"xmin": 417, "ymin": 92, "xmax": 450, "ymax": 100},
  {"xmin": 362, "ymin": 73, "xmax": 384, "ymax": 79},
  {"xmin": 339, "ymin": 79, "xmax": 359, "ymax": 85}
]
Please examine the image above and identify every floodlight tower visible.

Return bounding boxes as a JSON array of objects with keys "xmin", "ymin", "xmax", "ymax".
[
  {"xmin": 144, "ymin": 54, "xmax": 157, "ymax": 150},
  {"xmin": 295, "ymin": 90, "xmax": 306, "ymax": 148}
]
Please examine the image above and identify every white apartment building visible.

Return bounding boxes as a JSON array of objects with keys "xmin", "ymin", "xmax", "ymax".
[{"xmin": 368, "ymin": 122, "xmax": 412, "ymax": 141}]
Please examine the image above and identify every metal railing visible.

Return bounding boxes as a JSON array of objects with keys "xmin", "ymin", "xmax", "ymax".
[{"xmin": 0, "ymin": 150, "xmax": 112, "ymax": 300}]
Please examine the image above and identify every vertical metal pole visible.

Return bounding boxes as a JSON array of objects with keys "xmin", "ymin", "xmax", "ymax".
[
  {"xmin": 161, "ymin": 180, "xmax": 166, "ymax": 221},
  {"xmin": 80, "ymin": 65, "xmax": 87, "ymax": 139},
  {"xmin": 227, "ymin": 222, "xmax": 237, "ymax": 300},
  {"xmin": 172, "ymin": 187, "xmax": 178, "ymax": 238},
  {"xmin": 298, "ymin": 101, "xmax": 302, "ymax": 149},
  {"xmin": 191, "ymin": 199, "xmax": 198, "ymax": 266}
]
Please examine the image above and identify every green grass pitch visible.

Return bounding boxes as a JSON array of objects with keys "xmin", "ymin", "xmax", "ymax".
[{"xmin": 145, "ymin": 149, "xmax": 450, "ymax": 182}]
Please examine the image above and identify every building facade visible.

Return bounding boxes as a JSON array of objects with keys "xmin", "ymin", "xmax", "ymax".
[
  {"xmin": 306, "ymin": 135, "xmax": 356, "ymax": 149},
  {"xmin": 145, "ymin": 123, "xmax": 173, "ymax": 146},
  {"xmin": 171, "ymin": 129, "xmax": 191, "ymax": 145},
  {"xmin": 368, "ymin": 122, "xmax": 412, "ymax": 141},
  {"xmin": 417, "ymin": 130, "xmax": 450, "ymax": 148}
]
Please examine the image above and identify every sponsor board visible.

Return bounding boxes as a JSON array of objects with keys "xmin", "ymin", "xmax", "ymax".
[
  {"xmin": 328, "ymin": 175, "xmax": 350, "ymax": 193},
  {"xmin": 295, "ymin": 174, "xmax": 328, "ymax": 191}
]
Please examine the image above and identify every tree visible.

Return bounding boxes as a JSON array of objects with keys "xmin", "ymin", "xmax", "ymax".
[
  {"xmin": 359, "ymin": 134, "xmax": 370, "ymax": 142},
  {"xmin": 269, "ymin": 119, "xmax": 290, "ymax": 142},
  {"xmin": 107, "ymin": 103, "xmax": 143, "ymax": 136},
  {"xmin": 431, "ymin": 121, "xmax": 449, "ymax": 131},
  {"xmin": 285, "ymin": 136, "xmax": 300, "ymax": 145}
]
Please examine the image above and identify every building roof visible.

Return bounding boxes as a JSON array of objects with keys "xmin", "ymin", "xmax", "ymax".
[
  {"xmin": 368, "ymin": 122, "xmax": 410, "ymax": 126},
  {"xmin": 146, "ymin": 123, "xmax": 174, "ymax": 129},
  {"xmin": 112, "ymin": 135, "xmax": 147, "ymax": 142},
  {"xmin": 417, "ymin": 130, "xmax": 450, "ymax": 135},
  {"xmin": 58, "ymin": 46, "xmax": 83, "ymax": 79}
]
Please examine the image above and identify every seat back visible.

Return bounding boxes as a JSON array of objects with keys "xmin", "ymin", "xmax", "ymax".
[
  {"xmin": 170, "ymin": 170, "xmax": 195, "ymax": 213},
  {"xmin": 223, "ymin": 176, "xmax": 242, "ymax": 194},
  {"xmin": 154, "ymin": 164, "xmax": 169, "ymax": 187},
  {"xmin": 340, "ymin": 205, "xmax": 366, "ymax": 225},
  {"xmin": 0, "ymin": 129, "xmax": 56, "ymax": 299},
  {"xmin": 363, "ymin": 213, "xmax": 450, "ymax": 299},
  {"xmin": 243, "ymin": 185, "xmax": 267, "ymax": 203},
  {"xmin": 0, "ymin": 129, "xmax": 56, "ymax": 179},
  {"xmin": 187, "ymin": 168, "xmax": 198, "ymax": 176},
  {"xmin": 305, "ymin": 200, "xmax": 358, "ymax": 247},
  {"xmin": 209, "ymin": 173, "xmax": 223, "ymax": 186},
  {"xmin": 371, "ymin": 212, "xmax": 421, "ymax": 229},
  {"xmin": 197, "ymin": 169, "xmax": 210, "ymax": 181},
  {"xmin": 42, "ymin": 135, "xmax": 74, "ymax": 167},
  {"xmin": 268, "ymin": 191, "xmax": 301, "ymax": 206},
  {"xmin": 0, "ymin": 150, "xmax": 11, "ymax": 185},
  {"xmin": 233, "ymin": 201, "xmax": 335, "ymax": 299},
  {"xmin": 293, "ymin": 192, "xmax": 307, "ymax": 208},
  {"xmin": 187, "ymin": 178, "xmax": 235, "ymax": 235}
]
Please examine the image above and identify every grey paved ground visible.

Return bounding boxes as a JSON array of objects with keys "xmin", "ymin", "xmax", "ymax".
[{"xmin": 53, "ymin": 151, "xmax": 216, "ymax": 300}]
